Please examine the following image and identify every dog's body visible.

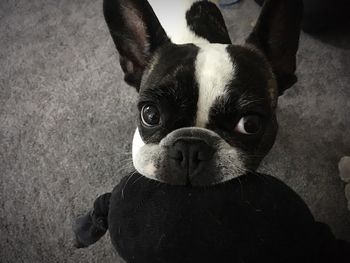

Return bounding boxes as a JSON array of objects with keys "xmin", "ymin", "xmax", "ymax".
[{"xmin": 73, "ymin": 0, "xmax": 349, "ymax": 262}]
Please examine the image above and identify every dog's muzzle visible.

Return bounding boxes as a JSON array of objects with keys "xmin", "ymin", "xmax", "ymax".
[{"xmin": 133, "ymin": 127, "xmax": 246, "ymax": 187}]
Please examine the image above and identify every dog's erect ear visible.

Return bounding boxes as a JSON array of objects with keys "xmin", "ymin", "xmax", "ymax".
[
  {"xmin": 246, "ymin": 0, "xmax": 303, "ymax": 95},
  {"xmin": 103, "ymin": 0, "xmax": 170, "ymax": 90}
]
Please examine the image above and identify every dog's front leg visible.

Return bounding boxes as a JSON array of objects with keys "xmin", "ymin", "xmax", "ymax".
[{"xmin": 73, "ymin": 193, "xmax": 111, "ymax": 248}]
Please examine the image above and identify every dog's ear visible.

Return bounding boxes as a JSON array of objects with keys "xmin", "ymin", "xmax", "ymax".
[
  {"xmin": 246, "ymin": 0, "xmax": 303, "ymax": 95},
  {"xmin": 103, "ymin": 0, "xmax": 170, "ymax": 90}
]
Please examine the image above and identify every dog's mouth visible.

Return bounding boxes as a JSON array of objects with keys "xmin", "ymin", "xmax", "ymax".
[{"xmin": 132, "ymin": 127, "xmax": 247, "ymax": 186}]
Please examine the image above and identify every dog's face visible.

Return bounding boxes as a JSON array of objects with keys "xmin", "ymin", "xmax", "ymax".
[
  {"xmin": 132, "ymin": 43, "xmax": 278, "ymax": 186},
  {"xmin": 104, "ymin": 0, "xmax": 302, "ymax": 186}
]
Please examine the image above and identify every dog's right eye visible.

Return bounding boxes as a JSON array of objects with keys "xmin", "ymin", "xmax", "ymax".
[
  {"xmin": 141, "ymin": 104, "xmax": 161, "ymax": 127},
  {"xmin": 235, "ymin": 115, "xmax": 262, "ymax": 135}
]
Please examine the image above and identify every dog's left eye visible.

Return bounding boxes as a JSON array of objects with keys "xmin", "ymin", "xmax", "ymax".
[
  {"xmin": 141, "ymin": 104, "xmax": 161, "ymax": 127},
  {"xmin": 235, "ymin": 115, "xmax": 262, "ymax": 135}
]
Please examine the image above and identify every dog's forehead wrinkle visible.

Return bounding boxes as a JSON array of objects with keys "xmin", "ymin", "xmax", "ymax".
[
  {"xmin": 195, "ymin": 43, "xmax": 236, "ymax": 128},
  {"xmin": 238, "ymin": 93, "xmax": 266, "ymax": 108}
]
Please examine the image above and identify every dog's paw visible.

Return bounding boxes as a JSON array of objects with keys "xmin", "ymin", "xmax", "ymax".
[
  {"xmin": 73, "ymin": 211, "xmax": 108, "ymax": 249},
  {"xmin": 338, "ymin": 156, "xmax": 350, "ymax": 211}
]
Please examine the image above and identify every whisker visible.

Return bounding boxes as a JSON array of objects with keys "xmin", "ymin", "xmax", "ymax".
[
  {"xmin": 118, "ymin": 151, "xmax": 133, "ymax": 156},
  {"xmin": 115, "ymin": 159, "xmax": 134, "ymax": 174},
  {"xmin": 121, "ymin": 171, "xmax": 138, "ymax": 199},
  {"xmin": 131, "ymin": 173, "xmax": 144, "ymax": 186}
]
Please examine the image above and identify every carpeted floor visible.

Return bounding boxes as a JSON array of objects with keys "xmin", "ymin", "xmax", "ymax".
[{"xmin": 0, "ymin": 0, "xmax": 349, "ymax": 262}]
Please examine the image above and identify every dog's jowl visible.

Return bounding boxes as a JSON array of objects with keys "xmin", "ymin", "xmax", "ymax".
[{"xmin": 104, "ymin": 0, "xmax": 302, "ymax": 186}]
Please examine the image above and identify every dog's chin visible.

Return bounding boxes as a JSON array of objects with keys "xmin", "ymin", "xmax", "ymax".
[{"xmin": 132, "ymin": 127, "xmax": 248, "ymax": 187}]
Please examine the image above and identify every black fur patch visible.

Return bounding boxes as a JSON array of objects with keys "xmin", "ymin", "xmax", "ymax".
[
  {"xmin": 138, "ymin": 44, "xmax": 200, "ymax": 144},
  {"xmin": 207, "ymin": 46, "xmax": 276, "ymax": 167},
  {"xmin": 186, "ymin": 1, "xmax": 232, "ymax": 44}
]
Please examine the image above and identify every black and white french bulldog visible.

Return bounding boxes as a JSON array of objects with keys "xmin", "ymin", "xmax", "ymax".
[
  {"xmin": 74, "ymin": 0, "xmax": 342, "ymax": 262},
  {"xmin": 73, "ymin": 1, "xmax": 350, "ymax": 261},
  {"xmin": 102, "ymin": 0, "xmax": 303, "ymax": 187}
]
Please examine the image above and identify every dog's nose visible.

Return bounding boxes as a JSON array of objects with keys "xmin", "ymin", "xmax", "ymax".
[{"xmin": 169, "ymin": 138, "xmax": 214, "ymax": 183}]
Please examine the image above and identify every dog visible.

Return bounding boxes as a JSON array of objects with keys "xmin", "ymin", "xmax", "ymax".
[
  {"xmin": 73, "ymin": 1, "xmax": 350, "ymax": 261},
  {"xmin": 73, "ymin": 0, "xmax": 309, "ymax": 255},
  {"xmin": 102, "ymin": 0, "xmax": 303, "ymax": 186}
]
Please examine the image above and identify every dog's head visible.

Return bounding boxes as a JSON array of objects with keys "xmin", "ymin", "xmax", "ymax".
[{"xmin": 104, "ymin": 0, "xmax": 303, "ymax": 186}]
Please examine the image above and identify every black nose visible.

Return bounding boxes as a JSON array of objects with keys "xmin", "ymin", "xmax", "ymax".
[{"xmin": 169, "ymin": 138, "xmax": 214, "ymax": 183}]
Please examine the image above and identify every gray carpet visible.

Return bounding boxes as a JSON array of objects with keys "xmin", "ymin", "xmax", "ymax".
[{"xmin": 0, "ymin": 0, "xmax": 349, "ymax": 262}]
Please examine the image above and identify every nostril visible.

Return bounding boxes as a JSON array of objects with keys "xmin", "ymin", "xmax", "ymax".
[
  {"xmin": 169, "ymin": 149, "xmax": 183, "ymax": 161},
  {"xmin": 178, "ymin": 154, "xmax": 183, "ymax": 163},
  {"xmin": 175, "ymin": 150, "xmax": 184, "ymax": 162},
  {"xmin": 191, "ymin": 151, "xmax": 200, "ymax": 164},
  {"xmin": 170, "ymin": 138, "xmax": 215, "ymax": 179},
  {"xmin": 197, "ymin": 149, "xmax": 214, "ymax": 161}
]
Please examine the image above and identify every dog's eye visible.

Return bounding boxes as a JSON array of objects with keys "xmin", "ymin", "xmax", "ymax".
[
  {"xmin": 235, "ymin": 115, "xmax": 262, "ymax": 134},
  {"xmin": 141, "ymin": 104, "xmax": 161, "ymax": 127}
]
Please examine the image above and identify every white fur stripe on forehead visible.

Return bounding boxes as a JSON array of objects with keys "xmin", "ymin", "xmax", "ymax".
[
  {"xmin": 148, "ymin": 0, "xmax": 210, "ymax": 44},
  {"xmin": 195, "ymin": 44, "xmax": 235, "ymax": 127}
]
